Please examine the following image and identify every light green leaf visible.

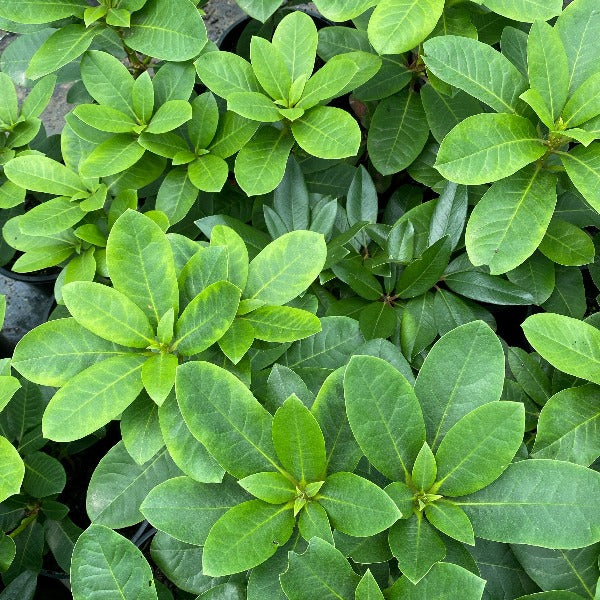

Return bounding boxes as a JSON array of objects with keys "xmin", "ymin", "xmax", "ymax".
[
  {"xmin": 291, "ymin": 106, "xmax": 360, "ymax": 159},
  {"xmin": 388, "ymin": 562, "xmax": 485, "ymax": 600},
  {"xmin": 538, "ymin": 218, "xmax": 595, "ymax": 266},
  {"xmin": 412, "ymin": 442, "xmax": 437, "ymax": 492},
  {"xmin": 245, "ymin": 230, "xmax": 326, "ymax": 305},
  {"xmin": 0, "ymin": 72, "xmax": 18, "ymax": 125},
  {"xmin": 74, "ymin": 104, "xmax": 138, "ymax": 133},
  {"xmin": 71, "ymin": 525, "xmax": 157, "ymax": 600},
  {"xmin": 196, "ymin": 51, "xmax": 260, "ymax": 98},
  {"xmin": 27, "ymin": 24, "xmax": 98, "ymax": 80},
  {"xmin": 189, "ymin": 92, "xmax": 219, "ymax": 151},
  {"xmin": 344, "ymin": 355, "xmax": 425, "ymax": 480},
  {"xmin": 176, "ymin": 361, "xmax": 280, "ymax": 477},
  {"xmin": 242, "ymin": 306, "xmax": 321, "ymax": 343},
  {"xmin": 235, "ymin": 126, "xmax": 294, "ymax": 196},
  {"xmin": 17, "ymin": 197, "xmax": 84, "ymax": 236},
  {"xmin": 272, "ymin": 11, "xmax": 318, "ymax": 81},
  {"xmin": 187, "ymin": 154, "xmax": 229, "ymax": 193},
  {"xmin": 272, "ymin": 395, "xmax": 326, "ymax": 485},
  {"xmin": 12, "ymin": 318, "xmax": 128, "ymax": 387},
  {"xmin": 318, "ymin": 471, "xmax": 402, "ymax": 537},
  {"xmin": 560, "ymin": 143, "xmax": 600, "ymax": 212},
  {"xmin": 533, "ymin": 384, "xmax": 600, "ymax": 466},
  {"xmin": 484, "ymin": 0, "xmax": 562, "ymax": 22},
  {"xmin": 425, "ymin": 500, "xmax": 475, "ymax": 545},
  {"xmin": 562, "ymin": 73, "xmax": 600, "ymax": 128},
  {"xmin": 87, "ymin": 443, "xmax": 179, "ymax": 528},
  {"xmin": 121, "ymin": 394, "xmax": 164, "ymax": 464},
  {"xmin": 0, "ymin": 0, "xmax": 86, "ymax": 23},
  {"xmin": 415, "ymin": 321, "xmax": 505, "ymax": 449},
  {"xmin": 42, "ymin": 355, "xmax": 145, "ymax": 442},
  {"xmin": 368, "ymin": 89, "xmax": 429, "ymax": 176},
  {"xmin": 210, "ymin": 224, "xmax": 249, "ymax": 290},
  {"xmin": 466, "ymin": 166, "xmax": 557, "ymax": 274},
  {"xmin": 4, "ymin": 155, "xmax": 85, "ymax": 196},
  {"xmin": 0, "ymin": 437, "xmax": 24, "ymax": 503},
  {"xmin": 141, "ymin": 476, "xmax": 246, "ymax": 545},
  {"xmin": 458, "ymin": 459, "xmax": 600, "ymax": 548},
  {"xmin": 125, "ymin": 0, "xmax": 207, "ymax": 61},
  {"xmin": 107, "ymin": 210, "xmax": 179, "ymax": 327},
  {"xmin": 280, "ymin": 537, "xmax": 360, "ymax": 600},
  {"xmin": 250, "ymin": 36, "xmax": 291, "ymax": 103},
  {"xmin": 522, "ymin": 313, "xmax": 600, "ymax": 385},
  {"xmin": 63, "ymin": 281, "xmax": 155, "ymax": 348},
  {"xmin": 312, "ymin": 0, "xmax": 378, "ymax": 21},
  {"xmin": 235, "ymin": 0, "xmax": 283, "ymax": 22},
  {"xmin": 298, "ymin": 501, "xmax": 333, "ymax": 544},
  {"xmin": 436, "ymin": 113, "xmax": 545, "ymax": 184},
  {"xmin": 434, "ymin": 402, "xmax": 525, "ymax": 496},
  {"xmin": 146, "ymin": 100, "xmax": 192, "ymax": 134},
  {"xmin": 368, "ymin": 0, "xmax": 445, "ymax": 55},
  {"xmin": 202, "ymin": 500, "xmax": 295, "ymax": 576},
  {"xmin": 238, "ymin": 472, "xmax": 296, "ymax": 504},
  {"xmin": 423, "ymin": 35, "xmax": 528, "ymax": 113},
  {"xmin": 132, "ymin": 71, "xmax": 154, "ymax": 123},
  {"xmin": 355, "ymin": 570, "xmax": 385, "ymax": 600},
  {"xmin": 80, "ymin": 134, "xmax": 145, "ymax": 178},
  {"xmin": 297, "ymin": 57, "xmax": 358, "ymax": 110},
  {"xmin": 142, "ymin": 353, "xmax": 177, "ymax": 406},
  {"xmin": 227, "ymin": 91, "xmax": 281, "ymax": 122},
  {"xmin": 389, "ymin": 515, "xmax": 446, "ymax": 583}
]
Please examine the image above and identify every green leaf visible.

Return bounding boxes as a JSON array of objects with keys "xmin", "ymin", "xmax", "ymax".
[
  {"xmin": 466, "ymin": 166, "xmax": 557, "ymax": 274},
  {"xmin": 189, "ymin": 92, "xmax": 219, "ymax": 151},
  {"xmin": 245, "ymin": 230, "xmax": 326, "ymax": 305},
  {"xmin": 389, "ymin": 515, "xmax": 446, "ymax": 583},
  {"xmin": 318, "ymin": 471, "xmax": 401, "ymax": 536},
  {"xmin": 132, "ymin": 71, "xmax": 154, "ymax": 124},
  {"xmin": 42, "ymin": 354, "xmax": 145, "ymax": 442},
  {"xmin": 121, "ymin": 393, "xmax": 164, "ymax": 464},
  {"xmin": 203, "ymin": 500, "xmax": 295, "ymax": 576},
  {"xmin": 368, "ymin": 0, "xmax": 445, "ymax": 55},
  {"xmin": 141, "ymin": 476, "xmax": 246, "ymax": 545},
  {"xmin": 63, "ymin": 281, "xmax": 155, "ymax": 348},
  {"xmin": 345, "ymin": 355, "xmax": 425, "ymax": 480},
  {"xmin": 146, "ymin": 100, "xmax": 192, "ymax": 134},
  {"xmin": 507, "ymin": 346, "xmax": 551, "ymax": 406},
  {"xmin": 412, "ymin": 442, "xmax": 436, "ymax": 492},
  {"xmin": 22, "ymin": 451, "xmax": 65, "ymax": 498},
  {"xmin": 17, "ymin": 197, "xmax": 84, "ymax": 236},
  {"xmin": 297, "ymin": 57, "xmax": 358, "ymax": 110},
  {"xmin": 425, "ymin": 500, "xmax": 474, "ymax": 545},
  {"xmin": 142, "ymin": 353, "xmax": 177, "ymax": 406},
  {"xmin": 484, "ymin": 0, "xmax": 562, "ymax": 21},
  {"xmin": 0, "ymin": 73, "xmax": 17, "ymax": 125},
  {"xmin": 0, "ymin": 0, "xmax": 86, "ymax": 23},
  {"xmin": 436, "ymin": 113, "xmax": 545, "ymax": 185},
  {"xmin": 291, "ymin": 106, "xmax": 360, "ymax": 159},
  {"xmin": 415, "ymin": 321, "xmax": 505, "ymax": 449},
  {"xmin": 562, "ymin": 73, "xmax": 600, "ymax": 128},
  {"xmin": 0, "ymin": 532, "xmax": 16, "ymax": 573},
  {"xmin": 388, "ymin": 562, "xmax": 485, "ymax": 600},
  {"xmin": 158, "ymin": 395, "xmax": 225, "ymax": 483},
  {"xmin": 27, "ymin": 24, "xmax": 98, "ymax": 80},
  {"xmin": 12, "ymin": 318, "xmax": 127, "ymax": 387},
  {"xmin": 560, "ymin": 143, "xmax": 600, "ymax": 212},
  {"xmin": 227, "ymin": 91, "xmax": 281, "ymax": 122},
  {"xmin": 71, "ymin": 525, "xmax": 157, "ymax": 600},
  {"xmin": 0, "ymin": 437, "xmax": 24, "ymax": 503},
  {"xmin": 298, "ymin": 501, "xmax": 333, "ymax": 544},
  {"xmin": 238, "ymin": 472, "xmax": 296, "ymax": 504},
  {"xmin": 533, "ymin": 384, "xmax": 600, "ymax": 466},
  {"xmin": 186, "ymin": 154, "xmax": 228, "ymax": 193},
  {"xmin": 538, "ymin": 218, "xmax": 595, "ymax": 266},
  {"xmin": 242, "ymin": 307, "xmax": 321, "ymax": 343},
  {"xmin": 74, "ymin": 104, "xmax": 138, "ymax": 133},
  {"xmin": 4, "ymin": 155, "xmax": 85, "ymax": 196},
  {"xmin": 527, "ymin": 21, "xmax": 569, "ymax": 122},
  {"xmin": 312, "ymin": 0, "xmax": 377, "ymax": 21},
  {"xmin": 272, "ymin": 395, "xmax": 326, "ymax": 485},
  {"xmin": 555, "ymin": 0, "xmax": 600, "ymax": 94},
  {"xmin": 80, "ymin": 133, "xmax": 145, "ymax": 178},
  {"xmin": 423, "ymin": 35, "xmax": 528, "ymax": 113},
  {"xmin": 522, "ymin": 313, "xmax": 600, "ymax": 385},
  {"xmin": 272, "ymin": 11, "xmax": 318, "ymax": 81},
  {"xmin": 176, "ymin": 361, "xmax": 280, "ymax": 477},
  {"xmin": 429, "ymin": 182, "xmax": 468, "ymax": 251},
  {"xmin": 87, "ymin": 443, "xmax": 179, "ymax": 528},
  {"xmin": 250, "ymin": 36, "xmax": 291, "ymax": 103},
  {"xmin": 368, "ymin": 89, "xmax": 429, "ymax": 176},
  {"xmin": 80, "ymin": 50, "xmax": 135, "ymax": 118},
  {"xmin": 434, "ymin": 402, "xmax": 525, "ymax": 496},
  {"xmin": 355, "ymin": 570, "xmax": 385, "ymax": 600},
  {"xmin": 196, "ymin": 51, "xmax": 260, "ymax": 98},
  {"xmin": 107, "ymin": 210, "xmax": 178, "ymax": 327},
  {"xmin": 173, "ymin": 281, "xmax": 240, "ymax": 356},
  {"xmin": 235, "ymin": 0, "xmax": 283, "ymax": 22},
  {"xmin": 458, "ymin": 459, "xmax": 600, "ymax": 548},
  {"xmin": 395, "ymin": 237, "xmax": 452, "ymax": 298},
  {"xmin": 235, "ymin": 126, "xmax": 294, "ymax": 196},
  {"xmin": 125, "ymin": 0, "xmax": 207, "ymax": 61}
]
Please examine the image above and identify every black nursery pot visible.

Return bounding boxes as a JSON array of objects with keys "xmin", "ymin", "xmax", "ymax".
[
  {"xmin": 0, "ymin": 271, "xmax": 55, "ymax": 357},
  {"xmin": 0, "ymin": 265, "xmax": 59, "ymax": 286}
]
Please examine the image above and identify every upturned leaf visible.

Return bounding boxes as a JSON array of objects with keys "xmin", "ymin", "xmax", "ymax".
[
  {"xmin": 344, "ymin": 355, "xmax": 425, "ymax": 481},
  {"xmin": 272, "ymin": 11, "xmax": 318, "ymax": 81},
  {"xmin": 176, "ymin": 361, "xmax": 280, "ymax": 477},
  {"xmin": 0, "ymin": 437, "xmax": 24, "ymax": 504},
  {"xmin": 272, "ymin": 395, "xmax": 326, "ymax": 485},
  {"xmin": 202, "ymin": 500, "xmax": 295, "ymax": 576}
]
